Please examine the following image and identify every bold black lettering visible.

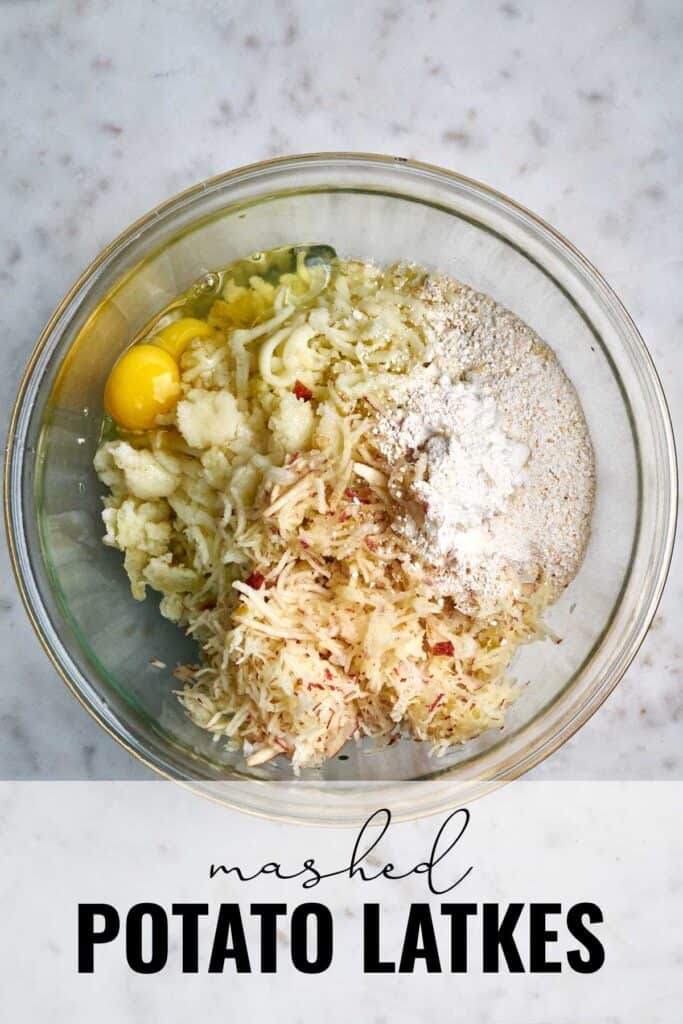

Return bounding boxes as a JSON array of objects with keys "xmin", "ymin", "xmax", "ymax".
[
  {"xmin": 251, "ymin": 904, "xmax": 287, "ymax": 973},
  {"xmin": 78, "ymin": 904, "xmax": 120, "ymax": 973},
  {"xmin": 441, "ymin": 903, "xmax": 478, "ymax": 972},
  {"xmin": 363, "ymin": 904, "xmax": 396, "ymax": 973},
  {"xmin": 208, "ymin": 904, "xmax": 251, "ymax": 973},
  {"xmin": 529, "ymin": 903, "xmax": 562, "ymax": 973},
  {"xmin": 290, "ymin": 903, "xmax": 333, "ymax": 974},
  {"xmin": 126, "ymin": 903, "xmax": 168, "ymax": 974},
  {"xmin": 398, "ymin": 904, "xmax": 441, "ymax": 974},
  {"xmin": 566, "ymin": 903, "xmax": 605, "ymax": 974},
  {"xmin": 171, "ymin": 904, "xmax": 209, "ymax": 973},
  {"xmin": 482, "ymin": 903, "xmax": 525, "ymax": 973}
]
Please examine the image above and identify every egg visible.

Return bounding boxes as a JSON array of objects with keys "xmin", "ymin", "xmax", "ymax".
[
  {"xmin": 104, "ymin": 344, "xmax": 180, "ymax": 431},
  {"xmin": 153, "ymin": 317, "xmax": 214, "ymax": 360}
]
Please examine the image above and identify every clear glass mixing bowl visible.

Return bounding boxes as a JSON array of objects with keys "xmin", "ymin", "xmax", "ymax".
[{"xmin": 4, "ymin": 154, "xmax": 677, "ymax": 824}]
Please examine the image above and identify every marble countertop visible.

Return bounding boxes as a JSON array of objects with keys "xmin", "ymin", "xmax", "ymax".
[{"xmin": 0, "ymin": 0, "xmax": 680, "ymax": 780}]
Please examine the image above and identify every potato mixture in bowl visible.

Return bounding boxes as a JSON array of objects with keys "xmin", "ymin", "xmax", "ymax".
[{"xmin": 95, "ymin": 245, "xmax": 594, "ymax": 770}]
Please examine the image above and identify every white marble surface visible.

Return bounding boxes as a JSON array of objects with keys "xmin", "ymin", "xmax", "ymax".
[
  {"xmin": 2, "ymin": 781, "xmax": 681, "ymax": 1022},
  {"xmin": 0, "ymin": 0, "xmax": 681, "ymax": 780}
]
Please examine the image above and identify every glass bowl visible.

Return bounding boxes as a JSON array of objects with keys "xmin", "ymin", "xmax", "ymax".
[{"xmin": 4, "ymin": 154, "xmax": 677, "ymax": 824}]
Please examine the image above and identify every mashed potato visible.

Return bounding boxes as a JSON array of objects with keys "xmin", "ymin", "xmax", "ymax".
[{"xmin": 95, "ymin": 254, "xmax": 550, "ymax": 770}]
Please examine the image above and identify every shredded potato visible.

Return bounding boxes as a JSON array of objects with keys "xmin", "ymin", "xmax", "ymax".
[{"xmin": 96, "ymin": 255, "xmax": 548, "ymax": 770}]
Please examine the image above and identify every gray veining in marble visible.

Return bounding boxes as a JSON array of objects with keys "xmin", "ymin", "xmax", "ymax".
[{"xmin": 0, "ymin": 0, "xmax": 680, "ymax": 779}]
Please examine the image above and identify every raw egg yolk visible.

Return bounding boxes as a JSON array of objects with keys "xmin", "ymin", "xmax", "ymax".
[
  {"xmin": 153, "ymin": 317, "xmax": 214, "ymax": 360},
  {"xmin": 104, "ymin": 344, "xmax": 180, "ymax": 431}
]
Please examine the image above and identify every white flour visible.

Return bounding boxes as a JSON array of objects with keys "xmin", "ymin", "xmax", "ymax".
[
  {"xmin": 374, "ymin": 270, "xmax": 595, "ymax": 614},
  {"xmin": 379, "ymin": 371, "xmax": 529, "ymax": 539}
]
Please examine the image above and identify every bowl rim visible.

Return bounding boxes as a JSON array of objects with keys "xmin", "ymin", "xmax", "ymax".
[{"xmin": 4, "ymin": 151, "xmax": 678, "ymax": 819}]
